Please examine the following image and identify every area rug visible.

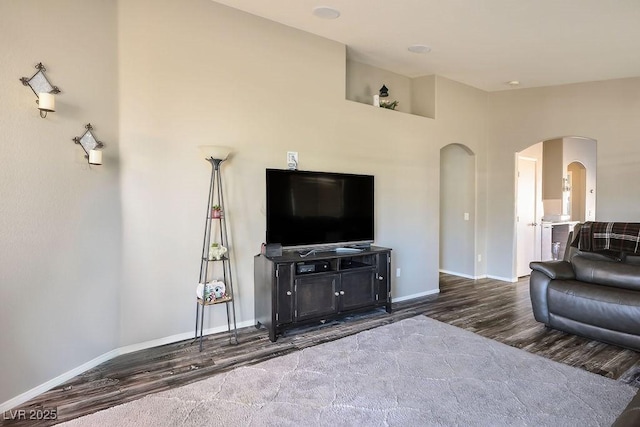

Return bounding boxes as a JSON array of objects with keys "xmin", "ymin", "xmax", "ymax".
[{"xmin": 61, "ymin": 316, "xmax": 636, "ymax": 427}]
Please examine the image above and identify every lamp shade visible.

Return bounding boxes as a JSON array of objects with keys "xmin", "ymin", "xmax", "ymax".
[
  {"xmin": 199, "ymin": 145, "xmax": 233, "ymax": 161},
  {"xmin": 38, "ymin": 92, "xmax": 55, "ymax": 112}
]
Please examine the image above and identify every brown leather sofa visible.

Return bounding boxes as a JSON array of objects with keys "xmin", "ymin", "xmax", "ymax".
[{"xmin": 529, "ymin": 224, "xmax": 640, "ymax": 352}]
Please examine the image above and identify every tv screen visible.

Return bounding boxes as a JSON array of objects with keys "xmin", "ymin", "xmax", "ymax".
[{"xmin": 266, "ymin": 169, "xmax": 374, "ymax": 248}]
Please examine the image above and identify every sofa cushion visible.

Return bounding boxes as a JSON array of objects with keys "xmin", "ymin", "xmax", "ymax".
[
  {"xmin": 572, "ymin": 255, "xmax": 640, "ymax": 291},
  {"xmin": 548, "ymin": 280, "xmax": 640, "ymax": 336}
]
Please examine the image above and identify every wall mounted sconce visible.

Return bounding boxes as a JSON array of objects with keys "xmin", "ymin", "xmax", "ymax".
[
  {"xmin": 73, "ymin": 123, "xmax": 104, "ymax": 165},
  {"xmin": 20, "ymin": 62, "xmax": 61, "ymax": 118}
]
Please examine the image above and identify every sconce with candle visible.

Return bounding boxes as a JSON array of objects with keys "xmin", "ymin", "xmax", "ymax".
[
  {"xmin": 20, "ymin": 63, "xmax": 61, "ymax": 118},
  {"xmin": 72, "ymin": 123, "xmax": 104, "ymax": 165}
]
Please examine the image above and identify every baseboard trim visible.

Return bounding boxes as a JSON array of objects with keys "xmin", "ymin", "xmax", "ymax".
[
  {"xmin": 0, "ymin": 348, "xmax": 120, "ymax": 414},
  {"xmin": 392, "ymin": 288, "xmax": 440, "ymax": 303},
  {"xmin": 439, "ymin": 269, "xmax": 487, "ymax": 280},
  {"xmin": 486, "ymin": 274, "xmax": 518, "ymax": 283},
  {"xmin": 0, "ymin": 320, "xmax": 255, "ymax": 413},
  {"xmin": 118, "ymin": 320, "xmax": 255, "ymax": 356}
]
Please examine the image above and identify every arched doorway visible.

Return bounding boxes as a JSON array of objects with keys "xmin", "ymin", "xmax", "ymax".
[
  {"xmin": 515, "ymin": 136, "xmax": 596, "ymax": 275},
  {"xmin": 567, "ymin": 161, "xmax": 587, "ymax": 222},
  {"xmin": 440, "ymin": 143, "xmax": 476, "ymax": 278}
]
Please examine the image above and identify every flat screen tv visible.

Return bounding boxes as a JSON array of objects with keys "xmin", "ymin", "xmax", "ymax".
[{"xmin": 266, "ymin": 169, "xmax": 374, "ymax": 248}]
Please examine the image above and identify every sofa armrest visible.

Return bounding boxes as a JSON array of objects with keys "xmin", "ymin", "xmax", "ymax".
[{"xmin": 529, "ymin": 261, "xmax": 575, "ymax": 280}]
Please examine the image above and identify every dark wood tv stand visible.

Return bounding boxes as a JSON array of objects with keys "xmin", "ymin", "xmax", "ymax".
[{"xmin": 254, "ymin": 246, "xmax": 392, "ymax": 342}]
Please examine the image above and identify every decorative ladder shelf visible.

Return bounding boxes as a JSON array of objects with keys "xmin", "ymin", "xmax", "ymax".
[{"xmin": 195, "ymin": 153, "xmax": 238, "ymax": 351}]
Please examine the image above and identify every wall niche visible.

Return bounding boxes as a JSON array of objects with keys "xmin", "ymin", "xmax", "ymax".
[{"xmin": 345, "ymin": 59, "xmax": 435, "ymax": 119}]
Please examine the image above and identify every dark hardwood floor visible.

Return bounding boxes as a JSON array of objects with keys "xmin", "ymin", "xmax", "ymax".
[{"xmin": 3, "ymin": 273, "xmax": 639, "ymax": 426}]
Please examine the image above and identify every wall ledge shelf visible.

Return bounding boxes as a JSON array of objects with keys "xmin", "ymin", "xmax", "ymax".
[{"xmin": 345, "ymin": 59, "xmax": 436, "ymax": 119}]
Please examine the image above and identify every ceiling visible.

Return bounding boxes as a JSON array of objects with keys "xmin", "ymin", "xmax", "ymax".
[{"xmin": 212, "ymin": 0, "xmax": 640, "ymax": 92}]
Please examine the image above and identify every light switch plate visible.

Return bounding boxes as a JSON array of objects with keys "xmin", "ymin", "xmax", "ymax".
[{"xmin": 287, "ymin": 151, "xmax": 298, "ymax": 170}]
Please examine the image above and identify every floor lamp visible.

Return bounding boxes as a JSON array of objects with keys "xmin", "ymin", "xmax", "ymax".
[{"xmin": 195, "ymin": 145, "xmax": 238, "ymax": 351}]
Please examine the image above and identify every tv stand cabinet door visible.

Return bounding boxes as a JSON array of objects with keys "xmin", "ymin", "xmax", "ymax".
[
  {"xmin": 339, "ymin": 268, "xmax": 376, "ymax": 311},
  {"xmin": 376, "ymin": 251, "xmax": 392, "ymax": 312},
  {"xmin": 275, "ymin": 264, "xmax": 294, "ymax": 325},
  {"xmin": 294, "ymin": 274, "xmax": 339, "ymax": 321}
]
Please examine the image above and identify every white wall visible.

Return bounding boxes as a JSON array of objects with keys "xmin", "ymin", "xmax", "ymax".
[
  {"xmin": 2, "ymin": 0, "xmax": 490, "ymax": 407},
  {"xmin": 0, "ymin": 0, "xmax": 120, "ymax": 406},
  {"xmin": 346, "ymin": 60, "xmax": 436, "ymax": 119},
  {"xmin": 7, "ymin": 0, "xmax": 640, "ymax": 410},
  {"xmin": 435, "ymin": 77, "xmax": 489, "ymax": 277},
  {"xmin": 487, "ymin": 78, "xmax": 640, "ymax": 279},
  {"xmin": 346, "ymin": 60, "xmax": 413, "ymax": 114},
  {"xmin": 116, "ymin": 0, "xmax": 485, "ymax": 346}
]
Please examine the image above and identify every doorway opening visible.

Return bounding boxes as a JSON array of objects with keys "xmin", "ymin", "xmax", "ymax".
[
  {"xmin": 516, "ymin": 155, "xmax": 539, "ymax": 278},
  {"xmin": 514, "ymin": 136, "xmax": 596, "ymax": 277},
  {"xmin": 567, "ymin": 161, "xmax": 587, "ymax": 222},
  {"xmin": 440, "ymin": 143, "xmax": 476, "ymax": 279}
]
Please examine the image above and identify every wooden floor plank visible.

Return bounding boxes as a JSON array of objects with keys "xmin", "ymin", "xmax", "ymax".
[{"xmin": 2, "ymin": 273, "xmax": 639, "ymax": 426}]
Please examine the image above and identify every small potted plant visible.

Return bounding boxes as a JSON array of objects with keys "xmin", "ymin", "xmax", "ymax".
[
  {"xmin": 211, "ymin": 205, "xmax": 222, "ymax": 219},
  {"xmin": 379, "ymin": 99, "xmax": 399, "ymax": 110}
]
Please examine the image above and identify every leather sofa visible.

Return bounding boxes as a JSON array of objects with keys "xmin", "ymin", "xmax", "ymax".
[
  {"xmin": 613, "ymin": 389, "xmax": 640, "ymax": 427},
  {"xmin": 529, "ymin": 227, "xmax": 640, "ymax": 352}
]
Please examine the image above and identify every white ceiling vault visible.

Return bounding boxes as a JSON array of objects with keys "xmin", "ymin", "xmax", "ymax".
[{"xmin": 212, "ymin": 0, "xmax": 640, "ymax": 92}]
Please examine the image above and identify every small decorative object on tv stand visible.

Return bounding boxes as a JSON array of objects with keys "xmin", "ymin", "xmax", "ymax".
[{"xmin": 195, "ymin": 145, "xmax": 238, "ymax": 351}]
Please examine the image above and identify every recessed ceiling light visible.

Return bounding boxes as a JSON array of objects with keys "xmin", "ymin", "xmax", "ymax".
[
  {"xmin": 408, "ymin": 45, "xmax": 431, "ymax": 54},
  {"xmin": 312, "ymin": 6, "xmax": 340, "ymax": 20},
  {"xmin": 507, "ymin": 80, "xmax": 520, "ymax": 87}
]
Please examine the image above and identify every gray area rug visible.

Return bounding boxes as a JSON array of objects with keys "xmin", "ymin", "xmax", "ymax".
[{"xmin": 61, "ymin": 316, "xmax": 636, "ymax": 426}]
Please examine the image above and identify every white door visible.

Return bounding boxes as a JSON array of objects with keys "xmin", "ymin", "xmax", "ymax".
[{"xmin": 516, "ymin": 157, "xmax": 537, "ymax": 277}]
